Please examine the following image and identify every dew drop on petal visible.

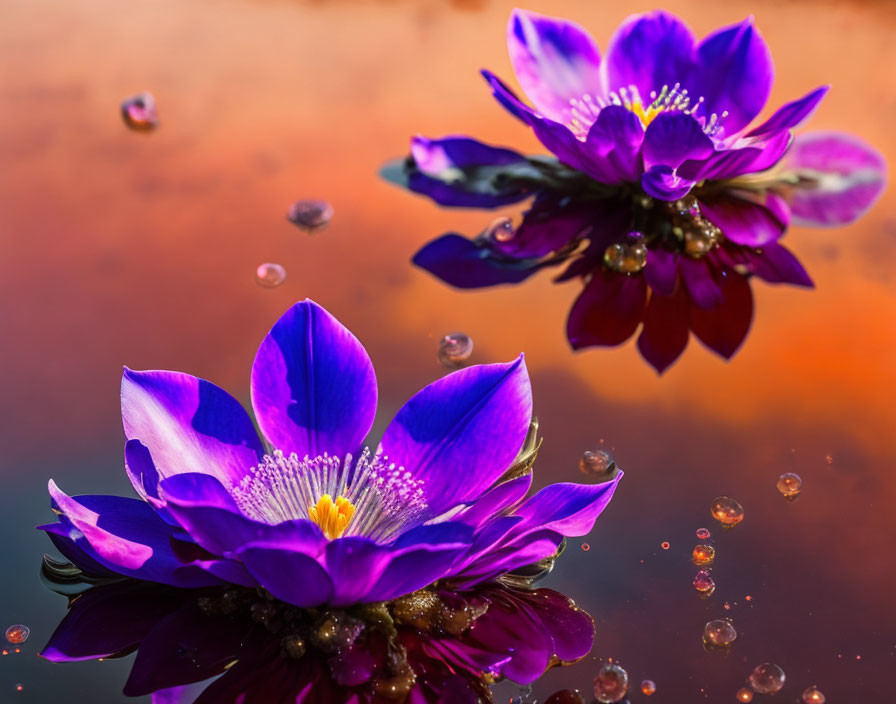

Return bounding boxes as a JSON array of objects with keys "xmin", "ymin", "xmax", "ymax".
[
  {"xmin": 120, "ymin": 92, "xmax": 159, "ymax": 131},
  {"xmin": 736, "ymin": 688, "xmax": 754, "ymax": 702},
  {"xmin": 603, "ymin": 242, "xmax": 647, "ymax": 273},
  {"xmin": 437, "ymin": 332, "xmax": 473, "ymax": 369},
  {"xmin": 703, "ymin": 619, "xmax": 737, "ymax": 648},
  {"xmin": 748, "ymin": 663, "xmax": 786, "ymax": 694},
  {"xmin": 545, "ymin": 690, "xmax": 585, "ymax": 704},
  {"xmin": 579, "ymin": 449, "xmax": 616, "ymax": 478},
  {"xmin": 711, "ymin": 496, "xmax": 744, "ymax": 527},
  {"xmin": 802, "ymin": 686, "xmax": 825, "ymax": 704},
  {"xmin": 692, "ymin": 544, "xmax": 716, "ymax": 566},
  {"xmin": 255, "ymin": 263, "xmax": 286, "ymax": 288},
  {"xmin": 696, "ymin": 527, "xmax": 711, "ymax": 540},
  {"xmin": 286, "ymin": 199, "xmax": 334, "ymax": 232},
  {"xmin": 485, "ymin": 216, "xmax": 514, "ymax": 242},
  {"xmin": 777, "ymin": 472, "xmax": 802, "ymax": 498},
  {"xmin": 641, "ymin": 680, "xmax": 657, "ymax": 696},
  {"xmin": 593, "ymin": 663, "xmax": 629, "ymax": 703},
  {"xmin": 693, "ymin": 570, "xmax": 715, "ymax": 593},
  {"xmin": 5, "ymin": 626, "xmax": 29, "ymax": 645}
]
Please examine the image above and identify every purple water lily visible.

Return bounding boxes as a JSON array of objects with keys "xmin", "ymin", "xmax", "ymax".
[
  {"xmin": 390, "ymin": 9, "xmax": 886, "ymax": 373},
  {"xmin": 39, "ymin": 299, "xmax": 620, "ymax": 608}
]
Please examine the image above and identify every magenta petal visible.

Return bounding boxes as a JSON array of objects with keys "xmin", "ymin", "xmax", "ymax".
[
  {"xmin": 481, "ymin": 69, "xmax": 538, "ymax": 125},
  {"xmin": 381, "ymin": 357, "xmax": 532, "ymax": 517},
  {"xmin": 748, "ymin": 243, "xmax": 814, "ymax": 287},
  {"xmin": 699, "ymin": 191, "xmax": 789, "ymax": 246},
  {"xmin": 644, "ymin": 248, "xmax": 679, "ymax": 296},
  {"xmin": 642, "ymin": 112, "xmax": 714, "ymax": 169},
  {"xmin": 584, "ymin": 105, "xmax": 645, "ymax": 182},
  {"xmin": 251, "ymin": 299, "xmax": 377, "ymax": 460},
  {"xmin": 567, "ymin": 270, "xmax": 648, "ymax": 349},
  {"xmin": 746, "ymin": 86, "xmax": 829, "ymax": 139},
  {"xmin": 456, "ymin": 474, "xmax": 533, "ymax": 528},
  {"xmin": 121, "ymin": 369, "xmax": 264, "ymax": 487},
  {"xmin": 690, "ymin": 270, "xmax": 754, "ymax": 358},
  {"xmin": 637, "ymin": 290, "xmax": 690, "ymax": 374},
  {"xmin": 681, "ymin": 129, "xmax": 792, "ymax": 182},
  {"xmin": 514, "ymin": 473, "xmax": 622, "ymax": 537},
  {"xmin": 784, "ymin": 130, "xmax": 887, "ymax": 226},
  {"xmin": 235, "ymin": 545, "xmax": 334, "ymax": 607},
  {"xmin": 679, "ymin": 257, "xmax": 723, "ymax": 309},
  {"xmin": 641, "ymin": 165, "xmax": 696, "ymax": 201},
  {"xmin": 506, "ymin": 9, "xmax": 603, "ymax": 124}
]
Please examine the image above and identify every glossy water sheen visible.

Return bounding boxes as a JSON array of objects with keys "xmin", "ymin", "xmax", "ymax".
[{"xmin": 0, "ymin": 0, "xmax": 894, "ymax": 701}]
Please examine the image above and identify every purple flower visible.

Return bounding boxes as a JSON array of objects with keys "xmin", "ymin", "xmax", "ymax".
[
  {"xmin": 389, "ymin": 9, "xmax": 886, "ymax": 373},
  {"xmin": 40, "ymin": 574, "xmax": 594, "ymax": 701},
  {"xmin": 39, "ymin": 299, "xmax": 620, "ymax": 607}
]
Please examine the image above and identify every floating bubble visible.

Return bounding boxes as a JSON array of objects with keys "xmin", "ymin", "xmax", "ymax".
[
  {"xmin": 802, "ymin": 686, "xmax": 825, "ymax": 704},
  {"xmin": 703, "ymin": 619, "xmax": 737, "ymax": 648},
  {"xmin": 255, "ymin": 263, "xmax": 287, "ymax": 288},
  {"xmin": 748, "ymin": 663, "xmax": 785, "ymax": 694},
  {"xmin": 692, "ymin": 544, "xmax": 715, "ymax": 566},
  {"xmin": 286, "ymin": 199, "xmax": 334, "ymax": 232},
  {"xmin": 120, "ymin": 92, "xmax": 159, "ymax": 131},
  {"xmin": 485, "ymin": 216, "xmax": 515, "ymax": 242},
  {"xmin": 736, "ymin": 688, "xmax": 754, "ymax": 702},
  {"xmin": 696, "ymin": 527, "xmax": 711, "ymax": 540},
  {"xmin": 641, "ymin": 680, "xmax": 656, "ymax": 696},
  {"xmin": 15, "ymin": 684, "xmax": 23, "ymax": 692},
  {"xmin": 604, "ymin": 241, "xmax": 647, "ymax": 273},
  {"xmin": 711, "ymin": 496, "xmax": 744, "ymax": 527},
  {"xmin": 437, "ymin": 333, "xmax": 473, "ymax": 369},
  {"xmin": 579, "ymin": 449, "xmax": 616, "ymax": 478},
  {"xmin": 581, "ymin": 543, "xmax": 590, "ymax": 552},
  {"xmin": 776, "ymin": 472, "xmax": 802, "ymax": 498},
  {"xmin": 545, "ymin": 690, "xmax": 585, "ymax": 704},
  {"xmin": 593, "ymin": 663, "xmax": 629, "ymax": 703},
  {"xmin": 660, "ymin": 541, "xmax": 670, "ymax": 550},
  {"xmin": 5, "ymin": 626, "xmax": 28, "ymax": 645},
  {"xmin": 693, "ymin": 570, "xmax": 715, "ymax": 594}
]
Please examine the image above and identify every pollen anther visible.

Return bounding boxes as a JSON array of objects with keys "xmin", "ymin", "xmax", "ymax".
[{"xmin": 309, "ymin": 494, "xmax": 355, "ymax": 539}]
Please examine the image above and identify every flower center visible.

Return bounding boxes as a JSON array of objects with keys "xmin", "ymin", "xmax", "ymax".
[
  {"xmin": 308, "ymin": 494, "xmax": 355, "ymax": 539},
  {"xmin": 568, "ymin": 83, "xmax": 727, "ymax": 140},
  {"xmin": 231, "ymin": 448, "xmax": 427, "ymax": 542}
]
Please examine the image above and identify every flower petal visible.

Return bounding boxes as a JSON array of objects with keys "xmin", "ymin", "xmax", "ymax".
[
  {"xmin": 748, "ymin": 243, "xmax": 814, "ymax": 287},
  {"xmin": 121, "ymin": 369, "xmax": 264, "ymax": 487},
  {"xmin": 381, "ymin": 357, "xmax": 533, "ymax": 517},
  {"xmin": 481, "ymin": 69, "xmax": 538, "ymax": 125},
  {"xmin": 699, "ymin": 191, "xmax": 789, "ymax": 246},
  {"xmin": 513, "ymin": 473, "xmax": 622, "ymax": 537},
  {"xmin": 496, "ymin": 196, "xmax": 594, "ymax": 259},
  {"xmin": 783, "ymin": 130, "xmax": 887, "ymax": 226},
  {"xmin": 689, "ymin": 269, "xmax": 754, "ymax": 358},
  {"xmin": 643, "ymin": 248, "xmax": 679, "ymax": 296},
  {"xmin": 689, "ymin": 17, "xmax": 774, "ymax": 135},
  {"xmin": 641, "ymin": 165, "xmax": 697, "ymax": 201},
  {"xmin": 507, "ymin": 9, "xmax": 603, "ymax": 124},
  {"xmin": 251, "ymin": 299, "xmax": 377, "ymax": 460},
  {"xmin": 602, "ymin": 11, "xmax": 696, "ymax": 99},
  {"xmin": 746, "ymin": 85, "xmax": 829, "ymax": 139},
  {"xmin": 234, "ymin": 544, "xmax": 334, "ymax": 607},
  {"xmin": 567, "ymin": 269, "xmax": 648, "ymax": 349},
  {"xmin": 637, "ymin": 289, "xmax": 690, "ymax": 374},
  {"xmin": 679, "ymin": 256, "xmax": 723, "ymax": 309},
  {"xmin": 642, "ymin": 112, "xmax": 714, "ymax": 169},
  {"xmin": 679, "ymin": 129, "xmax": 792, "ymax": 181},
  {"xmin": 584, "ymin": 104, "xmax": 645, "ymax": 182}
]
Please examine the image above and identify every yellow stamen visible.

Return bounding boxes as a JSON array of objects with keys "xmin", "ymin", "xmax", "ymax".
[
  {"xmin": 629, "ymin": 98, "xmax": 660, "ymax": 128},
  {"xmin": 308, "ymin": 494, "xmax": 355, "ymax": 540}
]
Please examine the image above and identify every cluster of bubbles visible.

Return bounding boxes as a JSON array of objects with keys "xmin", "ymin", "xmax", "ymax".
[
  {"xmin": 603, "ymin": 233, "xmax": 648, "ymax": 274},
  {"xmin": 120, "ymin": 92, "xmax": 159, "ymax": 131},
  {"xmin": 437, "ymin": 332, "xmax": 474, "ymax": 369}
]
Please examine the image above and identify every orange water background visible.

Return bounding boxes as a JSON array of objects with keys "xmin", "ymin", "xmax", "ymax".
[{"xmin": 0, "ymin": 0, "xmax": 894, "ymax": 700}]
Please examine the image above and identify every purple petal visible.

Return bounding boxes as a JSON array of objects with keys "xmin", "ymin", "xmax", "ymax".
[
  {"xmin": 413, "ymin": 233, "xmax": 544, "ymax": 289},
  {"xmin": 521, "ymin": 588, "xmax": 595, "ymax": 664},
  {"xmin": 235, "ymin": 544, "xmax": 334, "ymax": 607},
  {"xmin": 602, "ymin": 11, "xmax": 696, "ymax": 99},
  {"xmin": 529, "ymin": 117, "xmax": 599, "ymax": 176},
  {"xmin": 328, "ymin": 643, "xmax": 378, "ymax": 687},
  {"xmin": 680, "ymin": 129, "xmax": 792, "ymax": 181},
  {"xmin": 456, "ymin": 474, "xmax": 533, "ymax": 528},
  {"xmin": 121, "ymin": 368, "xmax": 263, "ymax": 487},
  {"xmin": 584, "ymin": 105, "xmax": 645, "ymax": 182},
  {"xmin": 642, "ymin": 112, "xmax": 714, "ymax": 169},
  {"xmin": 643, "ymin": 248, "xmax": 679, "ymax": 296},
  {"xmin": 746, "ymin": 86, "xmax": 829, "ymax": 139},
  {"xmin": 513, "ymin": 473, "xmax": 622, "ymax": 537},
  {"xmin": 496, "ymin": 197, "xmax": 594, "ymax": 258},
  {"xmin": 783, "ymin": 130, "xmax": 887, "ymax": 226},
  {"xmin": 44, "ymin": 482, "xmax": 219, "ymax": 587},
  {"xmin": 362, "ymin": 542, "xmax": 471, "ymax": 602},
  {"xmin": 679, "ymin": 256, "xmax": 723, "ymax": 309},
  {"xmin": 689, "ymin": 17, "xmax": 774, "ymax": 135},
  {"xmin": 381, "ymin": 357, "xmax": 533, "ymax": 517},
  {"xmin": 124, "ymin": 439, "xmax": 161, "ymax": 503},
  {"xmin": 251, "ymin": 299, "xmax": 377, "ymax": 460},
  {"xmin": 747, "ymin": 243, "xmax": 814, "ymax": 287},
  {"xmin": 481, "ymin": 69, "xmax": 538, "ymax": 125},
  {"xmin": 637, "ymin": 290, "xmax": 690, "ymax": 374},
  {"xmin": 689, "ymin": 269, "xmax": 754, "ymax": 358},
  {"xmin": 411, "ymin": 135, "xmax": 524, "ymax": 175},
  {"xmin": 506, "ymin": 9, "xmax": 603, "ymax": 124},
  {"xmin": 41, "ymin": 524, "xmax": 118, "ymax": 577},
  {"xmin": 567, "ymin": 269, "xmax": 648, "ymax": 349},
  {"xmin": 699, "ymin": 191, "xmax": 789, "ymax": 246},
  {"xmin": 641, "ymin": 165, "xmax": 697, "ymax": 201}
]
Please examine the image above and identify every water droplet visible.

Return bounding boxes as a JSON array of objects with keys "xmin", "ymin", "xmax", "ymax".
[
  {"xmin": 802, "ymin": 686, "xmax": 825, "ymax": 704},
  {"xmin": 660, "ymin": 541, "xmax": 670, "ymax": 550},
  {"xmin": 604, "ymin": 242, "xmax": 647, "ymax": 273},
  {"xmin": 696, "ymin": 527, "xmax": 711, "ymax": 540},
  {"xmin": 641, "ymin": 680, "xmax": 657, "ymax": 696},
  {"xmin": 15, "ymin": 684, "xmax": 23, "ymax": 692},
  {"xmin": 692, "ymin": 544, "xmax": 715, "ymax": 566},
  {"xmin": 255, "ymin": 263, "xmax": 287, "ymax": 288},
  {"xmin": 711, "ymin": 496, "xmax": 744, "ymax": 527},
  {"xmin": 824, "ymin": 454, "xmax": 834, "ymax": 465},
  {"xmin": 736, "ymin": 688, "xmax": 754, "ymax": 702},
  {"xmin": 286, "ymin": 199, "xmax": 334, "ymax": 232},
  {"xmin": 723, "ymin": 601, "xmax": 731, "ymax": 611},
  {"xmin": 703, "ymin": 619, "xmax": 737, "ymax": 648},
  {"xmin": 5, "ymin": 626, "xmax": 29, "ymax": 645},
  {"xmin": 120, "ymin": 92, "xmax": 159, "ymax": 131},
  {"xmin": 693, "ymin": 570, "xmax": 715, "ymax": 594},
  {"xmin": 581, "ymin": 543, "xmax": 590, "ymax": 552},
  {"xmin": 777, "ymin": 472, "xmax": 802, "ymax": 498},
  {"xmin": 748, "ymin": 663, "xmax": 786, "ymax": 694},
  {"xmin": 437, "ymin": 333, "xmax": 473, "ymax": 369},
  {"xmin": 593, "ymin": 663, "xmax": 629, "ymax": 703},
  {"xmin": 485, "ymin": 216, "xmax": 515, "ymax": 242},
  {"xmin": 545, "ymin": 690, "xmax": 585, "ymax": 704},
  {"xmin": 579, "ymin": 449, "xmax": 616, "ymax": 478}
]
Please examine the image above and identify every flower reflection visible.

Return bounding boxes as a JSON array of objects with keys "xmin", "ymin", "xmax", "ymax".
[
  {"xmin": 40, "ymin": 558, "xmax": 594, "ymax": 703},
  {"xmin": 387, "ymin": 10, "xmax": 886, "ymax": 373}
]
